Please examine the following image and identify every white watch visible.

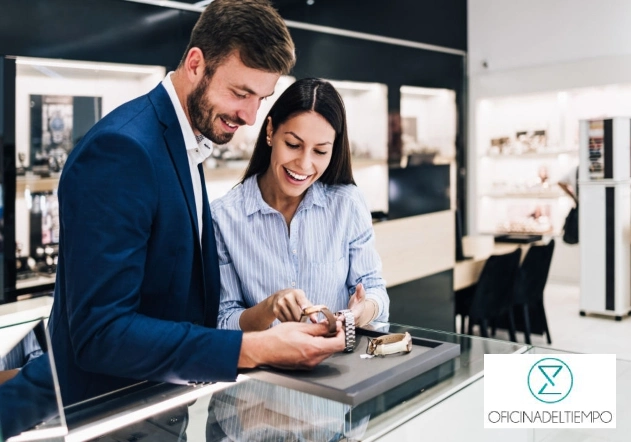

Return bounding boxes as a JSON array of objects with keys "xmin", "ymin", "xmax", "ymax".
[{"xmin": 366, "ymin": 332, "xmax": 413, "ymax": 356}]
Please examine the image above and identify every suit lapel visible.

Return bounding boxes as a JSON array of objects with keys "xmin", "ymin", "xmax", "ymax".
[
  {"xmin": 149, "ymin": 85, "xmax": 221, "ymax": 326},
  {"xmin": 149, "ymin": 85, "xmax": 201, "ymax": 240}
]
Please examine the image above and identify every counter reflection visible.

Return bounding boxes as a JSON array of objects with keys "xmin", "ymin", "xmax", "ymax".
[{"xmin": 0, "ymin": 318, "xmax": 66, "ymax": 441}]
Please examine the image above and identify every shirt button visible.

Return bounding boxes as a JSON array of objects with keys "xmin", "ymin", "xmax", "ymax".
[
  {"xmin": 292, "ymin": 249, "xmax": 297, "ymax": 254},
  {"xmin": 195, "ymin": 149, "xmax": 199, "ymax": 152},
  {"xmin": 291, "ymin": 281, "xmax": 296, "ymax": 287}
]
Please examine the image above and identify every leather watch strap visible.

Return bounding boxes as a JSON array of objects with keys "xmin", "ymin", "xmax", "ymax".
[
  {"xmin": 366, "ymin": 332, "xmax": 413, "ymax": 356},
  {"xmin": 300, "ymin": 304, "xmax": 337, "ymax": 336}
]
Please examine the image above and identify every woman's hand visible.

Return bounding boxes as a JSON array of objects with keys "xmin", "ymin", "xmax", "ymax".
[
  {"xmin": 239, "ymin": 288, "xmax": 316, "ymax": 331},
  {"xmin": 270, "ymin": 288, "xmax": 313, "ymax": 322},
  {"xmin": 348, "ymin": 283, "xmax": 366, "ymax": 322},
  {"xmin": 348, "ymin": 283, "xmax": 378, "ymax": 327}
]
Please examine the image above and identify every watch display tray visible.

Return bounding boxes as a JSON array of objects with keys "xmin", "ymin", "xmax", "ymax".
[{"xmin": 248, "ymin": 328, "xmax": 461, "ymax": 406}]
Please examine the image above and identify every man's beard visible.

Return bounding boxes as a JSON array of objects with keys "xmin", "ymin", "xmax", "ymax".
[{"xmin": 187, "ymin": 79, "xmax": 244, "ymax": 145}]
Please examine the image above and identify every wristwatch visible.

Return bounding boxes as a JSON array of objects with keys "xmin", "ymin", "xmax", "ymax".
[
  {"xmin": 366, "ymin": 332, "xmax": 413, "ymax": 356},
  {"xmin": 336, "ymin": 309, "xmax": 356, "ymax": 353},
  {"xmin": 49, "ymin": 111, "xmax": 65, "ymax": 145}
]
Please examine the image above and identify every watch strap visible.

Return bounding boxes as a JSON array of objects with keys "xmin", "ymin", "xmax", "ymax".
[
  {"xmin": 300, "ymin": 304, "xmax": 337, "ymax": 336},
  {"xmin": 367, "ymin": 332, "xmax": 413, "ymax": 356}
]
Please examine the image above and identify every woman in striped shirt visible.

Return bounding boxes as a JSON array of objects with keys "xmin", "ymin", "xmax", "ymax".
[
  {"xmin": 209, "ymin": 77, "xmax": 386, "ymax": 441},
  {"xmin": 211, "ymin": 78, "xmax": 389, "ymax": 332}
]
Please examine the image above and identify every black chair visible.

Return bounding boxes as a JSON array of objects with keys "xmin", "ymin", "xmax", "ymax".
[
  {"xmin": 455, "ymin": 248, "xmax": 522, "ymax": 341},
  {"xmin": 512, "ymin": 239, "xmax": 555, "ymax": 345}
]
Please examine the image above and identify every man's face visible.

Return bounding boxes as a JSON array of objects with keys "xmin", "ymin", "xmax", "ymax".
[{"xmin": 188, "ymin": 52, "xmax": 280, "ymax": 145}]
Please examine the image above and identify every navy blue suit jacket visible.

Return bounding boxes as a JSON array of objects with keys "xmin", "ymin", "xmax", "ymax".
[{"xmin": 48, "ymin": 84, "xmax": 243, "ymax": 406}]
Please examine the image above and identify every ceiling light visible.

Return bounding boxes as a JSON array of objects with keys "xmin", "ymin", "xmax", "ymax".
[{"xmin": 16, "ymin": 57, "xmax": 164, "ymax": 75}]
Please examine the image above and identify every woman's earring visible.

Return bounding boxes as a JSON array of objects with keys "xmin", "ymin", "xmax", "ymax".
[{"xmin": 266, "ymin": 136, "xmax": 272, "ymax": 146}]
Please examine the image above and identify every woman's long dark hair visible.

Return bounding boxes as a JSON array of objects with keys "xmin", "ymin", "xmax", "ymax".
[{"xmin": 241, "ymin": 78, "xmax": 355, "ymax": 185}]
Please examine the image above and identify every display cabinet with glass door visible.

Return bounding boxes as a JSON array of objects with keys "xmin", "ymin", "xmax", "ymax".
[{"xmin": 1, "ymin": 56, "xmax": 165, "ymax": 302}]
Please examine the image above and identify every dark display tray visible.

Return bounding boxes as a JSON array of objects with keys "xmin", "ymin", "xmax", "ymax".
[{"xmin": 248, "ymin": 328, "xmax": 461, "ymax": 406}]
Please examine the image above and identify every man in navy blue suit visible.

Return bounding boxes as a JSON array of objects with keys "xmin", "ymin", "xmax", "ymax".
[{"xmin": 47, "ymin": 0, "xmax": 344, "ymax": 407}]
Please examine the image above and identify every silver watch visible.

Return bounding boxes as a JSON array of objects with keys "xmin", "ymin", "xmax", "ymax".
[{"xmin": 336, "ymin": 309, "xmax": 356, "ymax": 352}]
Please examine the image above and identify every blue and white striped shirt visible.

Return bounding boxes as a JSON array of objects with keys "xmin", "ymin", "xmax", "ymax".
[{"xmin": 211, "ymin": 175, "xmax": 389, "ymax": 330}]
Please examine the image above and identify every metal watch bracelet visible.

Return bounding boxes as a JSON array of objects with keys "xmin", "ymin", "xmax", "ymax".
[{"xmin": 336, "ymin": 309, "xmax": 356, "ymax": 352}]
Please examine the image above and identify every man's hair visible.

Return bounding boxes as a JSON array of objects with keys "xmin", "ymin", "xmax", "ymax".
[
  {"xmin": 180, "ymin": 0, "xmax": 295, "ymax": 76},
  {"xmin": 243, "ymin": 78, "xmax": 355, "ymax": 186}
]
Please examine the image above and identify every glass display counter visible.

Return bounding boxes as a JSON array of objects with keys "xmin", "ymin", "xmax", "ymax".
[
  {"xmin": 0, "ymin": 316, "xmax": 66, "ymax": 442},
  {"xmin": 2, "ymin": 322, "xmax": 629, "ymax": 441},
  {"xmin": 55, "ymin": 323, "xmax": 525, "ymax": 441}
]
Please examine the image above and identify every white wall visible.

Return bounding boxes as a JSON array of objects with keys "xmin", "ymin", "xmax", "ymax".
[
  {"xmin": 468, "ymin": 0, "xmax": 631, "ymax": 282},
  {"xmin": 468, "ymin": 0, "xmax": 631, "ymax": 76}
]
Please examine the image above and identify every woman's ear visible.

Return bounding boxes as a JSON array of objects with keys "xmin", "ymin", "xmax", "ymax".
[
  {"xmin": 265, "ymin": 117, "xmax": 274, "ymax": 146},
  {"xmin": 266, "ymin": 117, "xmax": 273, "ymax": 139}
]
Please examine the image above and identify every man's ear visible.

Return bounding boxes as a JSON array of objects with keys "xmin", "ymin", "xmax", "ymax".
[{"xmin": 183, "ymin": 47, "xmax": 205, "ymax": 84}]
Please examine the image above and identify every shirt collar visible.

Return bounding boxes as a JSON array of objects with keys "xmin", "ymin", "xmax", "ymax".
[
  {"xmin": 242, "ymin": 174, "xmax": 327, "ymax": 216},
  {"xmin": 161, "ymin": 72, "xmax": 213, "ymax": 162}
]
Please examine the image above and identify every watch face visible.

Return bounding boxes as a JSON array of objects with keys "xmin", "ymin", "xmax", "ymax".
[
  {"xmin": 49, "ymin": 113, "xmax": 65, "ymax": 144},
  {"xmin": 49, "ymin": 116, "xmax": 64, "ymax": 131}
]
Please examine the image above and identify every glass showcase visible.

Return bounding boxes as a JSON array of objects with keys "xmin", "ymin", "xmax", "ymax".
[
  {"xmin": 1, "ymin": 321, "xmax": 628, "ymax": 441},
  {"xmin": 5, "ymin": 57, "xmax": 165, "ymax": 297}
]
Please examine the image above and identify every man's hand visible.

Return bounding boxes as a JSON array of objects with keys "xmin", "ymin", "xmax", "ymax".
[{"xmin": 238, "ymin": 321, "xmax": 345, "ymax": 370}]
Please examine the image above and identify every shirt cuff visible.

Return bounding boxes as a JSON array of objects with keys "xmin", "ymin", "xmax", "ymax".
[{"xmin": 220, "ymin": 309, "xmax": 245, "ymax": 331}]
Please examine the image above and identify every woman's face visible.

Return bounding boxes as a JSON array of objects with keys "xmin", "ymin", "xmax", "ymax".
[{"xmin": 265, "ymin": 111, "xmax": 335, "ymax": 199}]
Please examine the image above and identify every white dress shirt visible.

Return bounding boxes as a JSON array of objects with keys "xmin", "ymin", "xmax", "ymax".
[{"xmin": 161, "ymin": 72, "xmax": 213, "ymax": 242}]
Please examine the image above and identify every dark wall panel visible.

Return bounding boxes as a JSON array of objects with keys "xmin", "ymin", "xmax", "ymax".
[
  {"xmin": 290, "ymin": 28, "xmax": 464, "ymax": 92},
  {"xmin": 1, "ymin": 58, "xmax": 17, "ymax": 301},
  {"xmin": 0, "ymin": 0, "xmax": 466, "ymax": 80},
  {"xmin": 0, "ymin": 0, "xmax": 197, "ymax": 71},
  {"xmin": 388, "ymin": 270, "xmax": 455, "ymax": 333},
  {"xmin": 276, "ymin": 0, "xmax": 467, "ymax": 51}
]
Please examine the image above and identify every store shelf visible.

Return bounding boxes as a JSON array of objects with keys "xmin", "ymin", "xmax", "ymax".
[
  {"xmin": 481, "ymin": 148, "xmax": 578, "ymax": 159},
  {"xmin": 474, "ymin": 89, "xmax": 584, "ymax": 237},
  {"xmin": 482, "ymin": 191, "xmax": 568, "ymax": 199},
  {"xmin": 16, "ymin": 274, "xmax": 56, "ymax": 291},
  {"xmin": 17, "ymin": 175, "xmax": 60, "ymax": 194}
]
